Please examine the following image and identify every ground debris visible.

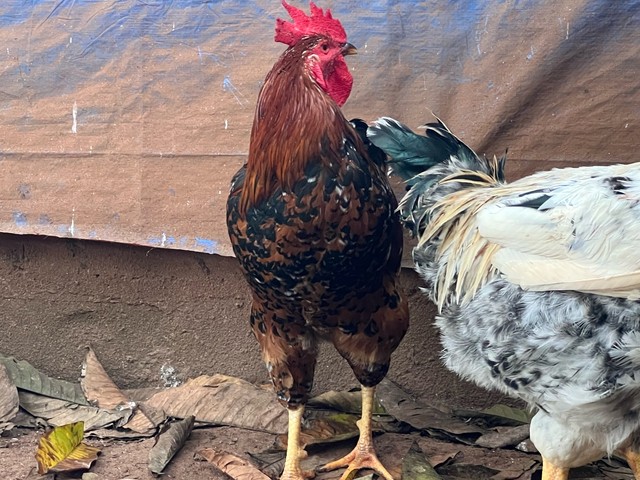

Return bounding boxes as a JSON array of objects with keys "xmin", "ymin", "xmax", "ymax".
[{"xmin": 1, "ymin": 355, "xmax": 635, "ymax": 480}]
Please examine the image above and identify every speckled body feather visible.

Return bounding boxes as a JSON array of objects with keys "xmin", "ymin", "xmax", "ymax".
[
  {"xmin": 369, "ymin": 117, "xmax": 640, "ymax": 469},
  {"xmin": 226, "ymin": 39, "xmax": 408, "ymax": 409}
]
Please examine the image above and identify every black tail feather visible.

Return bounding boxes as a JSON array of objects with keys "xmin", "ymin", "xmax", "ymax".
[
  {"xmin": 367, "ymin": 116, "xmax": 482, "ymax": 183},
  {"xmin": 367, "ymin": 116, "xmax": 503, "ymax": 237}
]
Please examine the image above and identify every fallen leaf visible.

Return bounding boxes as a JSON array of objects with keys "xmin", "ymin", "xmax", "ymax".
[
  {"xmin": 247, "ymin": 449, "xmax": 286, "ymax": 479},
  {"xmin": 81, "ymin": 347, "xmax": 156, "ymax": 434},
  {"xmin": 308, "ymin": 390, "xmax": 385, "ymax": 415},
  {"xmin": 595, "ymin": 456, "xmax": 635, "ymax": 480},
  {"xmin": 148, "ymin": 416, "xmax": 195, "ymax": 474},
  {"xmin": 0, "ymin": 422, "xmax": 15, "ymax": 434},
  {"xmin": 0, "ymin": 355, "xmax": 87, "ymax": 405},
  {"xmin": 418, "ymin": 436, "xmax": 538, "ymax": 480},
  {"xmin": 275, "ymin": 412, "xmax": 361, "ymax": 450},
  {"xmin": 436, "ymin": 463, "xmax": 501, "ymax": 479},
  {"xmin": 87, "ymin": 428, "xmax": 156, "ymax": 439},
  {"xmin": 402, "ymin": 441, "xmax": 442, "ymax": 480},
  {"xmin": 197, "ymin": 448, "xmax": 271, "ymax": 480},
  {"xmin": 35, "ymin": 421, "xmax": 100, "ymax": 474},
  {"xmin": 145, "ymin": 375, "xmax": 288, "ymax": 434},
  {"xmin": 376, "ymin": 378, "xmax": 485, "ymax": 443},
  {"xmin": 19, "ymin": 391, "xmax": 131, "ymax": 431},
  {"xmin": 0, "ymin": 363, "xmax": 19, "ymax": 423},
  {"xmin": 8, "ymin": 409, "xmax": 42, "ymax": 429},
  {"xmin": 475, "ymin": 424, "xmax": 530, "ymax": 449},
  {"xmin": 455, "ymin": 404, "xmax": 532, "ymax": 428}
]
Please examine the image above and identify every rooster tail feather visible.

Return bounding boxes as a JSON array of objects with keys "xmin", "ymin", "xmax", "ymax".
[
  {"xmin": 367, "ymin": 116, "xmax": 483, "ymax": 182},
  {"xmin": 367, "ymin": 117, "xmax": 440, "ymax": 182}
]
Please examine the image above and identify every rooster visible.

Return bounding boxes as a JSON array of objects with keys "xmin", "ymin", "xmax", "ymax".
[
  {"xmin": 226, "ymin": 3, "xmax": 409, "ymax": 480},
  {"xmin": 368, "ymin": 116, "xmax": 640, "ymax": 480}
]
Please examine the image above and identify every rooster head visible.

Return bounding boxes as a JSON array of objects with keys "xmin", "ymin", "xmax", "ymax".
[{"xmin": 275, "ymin": 1, "xmax": 356, "ymax": 106}]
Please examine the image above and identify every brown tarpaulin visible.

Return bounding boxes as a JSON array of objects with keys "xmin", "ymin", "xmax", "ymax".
[{"xmin": 0, "ymin": 0, "xmax": 638, "ymax": 258}]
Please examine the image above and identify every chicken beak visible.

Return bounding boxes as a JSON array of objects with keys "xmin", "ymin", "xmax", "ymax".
[{"xmin": 342, "ymin": 43, "xmax": 357, "ymax": 56}]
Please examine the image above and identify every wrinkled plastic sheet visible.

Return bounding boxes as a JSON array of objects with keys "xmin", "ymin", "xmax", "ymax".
[{"xmin": 0, "ymin": 0, "xmax": 638, "ymax": 257}]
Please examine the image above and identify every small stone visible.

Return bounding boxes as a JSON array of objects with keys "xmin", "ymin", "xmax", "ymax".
[{"xmin": 516, "ymin": 438, "xmax": 539, "ymax": 453}]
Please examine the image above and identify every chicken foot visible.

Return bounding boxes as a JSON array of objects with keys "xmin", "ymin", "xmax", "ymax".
[
  {"xmin": 281, "ymin": 406, "xmax": 315, "ymax": 480},
  {"xmin": 318, "ymin": 385, "xmax": 394, "ymax": 480}
]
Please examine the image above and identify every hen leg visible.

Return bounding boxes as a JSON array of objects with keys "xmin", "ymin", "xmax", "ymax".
[
  {"xmin": 318, "ymin": 385, "xmax": 393, "ymax": 480},
  {"xmin": 540, "ymin": 459, "xmax": 569, "ymax": 480}
]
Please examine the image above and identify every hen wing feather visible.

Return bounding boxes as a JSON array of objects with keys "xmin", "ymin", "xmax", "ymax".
[{"xmin": 476, "ymin": 164, "xmax": 640, "ymax": 298}]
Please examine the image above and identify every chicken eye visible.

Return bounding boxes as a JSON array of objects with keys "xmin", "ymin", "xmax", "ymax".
[{"xmin": 321, "ymin": 43, "xmax": 329, "ymax": 52}]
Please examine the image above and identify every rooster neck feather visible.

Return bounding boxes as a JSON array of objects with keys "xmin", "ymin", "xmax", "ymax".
[{"xmin": 240, "ymin": 37, "xmax": 354, "ymax": 213}]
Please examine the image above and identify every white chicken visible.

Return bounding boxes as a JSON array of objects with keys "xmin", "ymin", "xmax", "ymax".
[{"xmin": 368, "ymin": 116, "xmax": 640, "ymax": 480}]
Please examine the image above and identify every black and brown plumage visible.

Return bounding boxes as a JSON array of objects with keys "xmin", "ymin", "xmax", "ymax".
[{"xmin": 226, "ymin": 3, "xmax": 409, "ymax": 480}]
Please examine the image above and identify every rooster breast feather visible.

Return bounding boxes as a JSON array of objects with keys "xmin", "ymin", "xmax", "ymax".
[{"xmin": 227, "ymin": 120, "xmax": 405, "ymax": 328}]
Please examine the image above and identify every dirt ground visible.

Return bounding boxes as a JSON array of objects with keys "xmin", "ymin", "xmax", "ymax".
[
  {"xmin": 1, "ymin": 425, "xmax": 539, "ymax": 480},
  {"xmin": 0, "ymin": 233, "xmax": 546, "ymax": 480}
]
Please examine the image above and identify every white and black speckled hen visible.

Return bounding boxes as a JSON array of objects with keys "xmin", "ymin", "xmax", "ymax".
[{"xmin": 368, "ymin": 116, "xmax": 640, "ymax": 480}]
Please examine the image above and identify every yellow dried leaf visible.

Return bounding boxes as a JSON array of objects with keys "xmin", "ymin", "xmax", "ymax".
[{"xmin": 35, "ymin": 421, "xmax": 100, "ymax": 474}]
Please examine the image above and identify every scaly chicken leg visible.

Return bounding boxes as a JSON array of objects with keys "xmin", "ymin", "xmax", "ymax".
[
  {"xmin": 318, "ymin": 386, "xmax": 393, "ymax": 480},
  {"xmin": 281, "ymin": 406, "xmax": 315, "ymax": 480},
  {"xmin": 540, "ymin": 459, "xmax": 569, "ymax": 480}
]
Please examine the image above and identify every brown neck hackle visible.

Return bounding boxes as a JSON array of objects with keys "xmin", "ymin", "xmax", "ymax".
[{"xmin": 239, "ymin": 37, "xmax": 353, "ymax": 213}]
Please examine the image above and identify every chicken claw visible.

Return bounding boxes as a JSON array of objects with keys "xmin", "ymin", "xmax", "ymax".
[{"xmin": 318, "ymin": 386, "xmax": 394, "ymax": 480}]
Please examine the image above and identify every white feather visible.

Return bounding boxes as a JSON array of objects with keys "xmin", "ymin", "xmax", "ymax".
[{"xmin": 474, "ymin": 163, "xmax": 640, "ymax": 297}]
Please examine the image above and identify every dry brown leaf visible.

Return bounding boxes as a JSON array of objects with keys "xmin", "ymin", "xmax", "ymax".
[
  {"xmin": 597, "ymin": 456, "xmax": 635, "ymax": 479},
  {"xmin": 376, "ymin": 378, "xmax": 485, "ymax": 443},
  {"xmin": 0, "ymin": 363, "xmax": 19, "ymax": 423},
  {"xmin": 402, "ymin": 441, "xmax": 442, "ymax": 480},
  {"xmin": 197, "ymin": 448, "xmax": 271, "ymax": 480},
  {"xmin": 417, "ymin": 437, "xmax": 539, "ymax": 480},
  {"xmin": 19, "ymin": 391, "xmax": 131, "ymax": 431},
  {"xmin": 246, "ymin": 449, "xmax": 286, "ymax": 479},
  {"xmin": 86, "ymin": 427, "xmax": 156, "ymax": 439},
  {"xmin": 0, "ymin": 355, "xmax": 87, "ymax": 405},
  {"xmin": 475, "ymin": 424, "xmax": 530, "ymax": 449},
  {"xmin": 148, "ymin": 416, "xmax": 195, "ymax": 474},
  {"xmin": 145, "ymin": 375, "xmax": 287, "ymax": 434},
  {"xmin": 275, "ymin": 412, "xmax": 361, "ymax": 450},
  {"xmin": 188, "ymin": 373, "xmax": 254, "ymax": 388},
  {"xmin": 307, "ymin": 390, "xmax": 385, "ymax": 415},
  {"xmin": 81, "ymin": 346, "xmax": 156, "ymax": 434}
]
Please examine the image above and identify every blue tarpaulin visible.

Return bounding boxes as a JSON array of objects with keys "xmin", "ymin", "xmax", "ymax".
[{"xmin": 0, "ymin": 0, "xmax": 638, "ymax": 257}]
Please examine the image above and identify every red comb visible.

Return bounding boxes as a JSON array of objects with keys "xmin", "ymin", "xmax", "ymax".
[{"xmin": 275, "ymin": 1, "xmax": 347, "ymax": 47}]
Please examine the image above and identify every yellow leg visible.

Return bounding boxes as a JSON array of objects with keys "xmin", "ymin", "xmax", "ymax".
[
  {"xmin": 318, "ymin": 386, "xmax": 394, "ymax": 480},
  {"xmin": 621, "ymin": 447, "xmax": 640, "ymax": 478},
  {"xmin": 541, "ymin": 457, "xmax": 569, "ymax": 480},
  {"xmin": 281, "ymin": 406, "xmax": 314, "ymax": 480}
]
